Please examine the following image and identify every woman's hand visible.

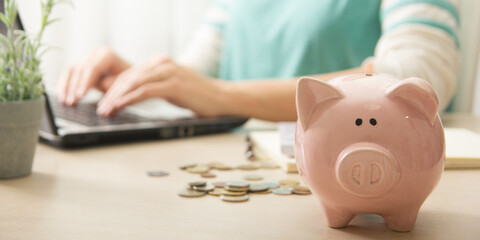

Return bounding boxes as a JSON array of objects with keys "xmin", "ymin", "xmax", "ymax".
[
  {"xmin": 96, "ymin": 55, "xmax": 229, "ymax": 117},
  {"xmin": 57, "ymin": 47, "xmax": 131, "ymax": 106}
]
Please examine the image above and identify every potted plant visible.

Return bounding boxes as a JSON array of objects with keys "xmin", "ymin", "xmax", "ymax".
[{"xmin": 0, "ymin": 0, "xmax": 58, "ymax": 178}]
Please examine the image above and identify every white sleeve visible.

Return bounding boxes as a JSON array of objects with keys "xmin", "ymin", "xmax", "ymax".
[
  {"xmin": 178, "ymin": 0, "xmax": 231, "ymax": 78},
  {"xmin": 371, "ymin": 0, "xmax": 461, "ymax": 112}
]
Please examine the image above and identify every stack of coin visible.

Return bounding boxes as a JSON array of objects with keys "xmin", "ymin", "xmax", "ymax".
[
  {"xmin": 292, "ymin": 185, "xmax": 312, "ymax": 195},
  {"xmin": 278, "ymin": 179, "xmax": 300, "ymax": 187},
  {"xmin": 225, "ymin": 181, "xmax": 250, "ymax": 193},
  {"xmin": 179, "ymin": 179, "xmax": 311, "ymax": 202}
]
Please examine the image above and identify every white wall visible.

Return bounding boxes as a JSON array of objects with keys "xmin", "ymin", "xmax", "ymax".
[
  {"xmin": 473, "ymin": 55, "xmax": 480, "ymax": 115},
  {"xmin": 17, "ymin": 0, "xmax": 213, "ymax": 92},
  {"xmin": 450, "ymin": 0, "xmax": 480, "ymax": 114},
  {"xmin": 16, "ymin": 0, "xmax": 480, "ymax": 114}
]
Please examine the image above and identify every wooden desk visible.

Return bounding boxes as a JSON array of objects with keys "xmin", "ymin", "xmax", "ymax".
[{"xmin": 0, "ymin": 114, "xmax": 479, "ymax": 240}]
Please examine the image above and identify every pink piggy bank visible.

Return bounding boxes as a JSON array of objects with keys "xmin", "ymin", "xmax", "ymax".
[{"xmin": 295, "ymin": 73, "xmax": 445, "ymax": 232}]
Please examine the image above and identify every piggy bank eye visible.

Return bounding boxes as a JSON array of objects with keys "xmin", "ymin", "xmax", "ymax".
[
  {"xmin": 355, "ymin": 118, "xmax": 362, "ymax": 126},
  {"xmin": 369, "ymin": 118, "xmax": 377, "ymax": 126}
]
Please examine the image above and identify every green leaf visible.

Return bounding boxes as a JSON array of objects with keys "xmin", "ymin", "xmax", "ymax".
[
  {"xmin": 45, "ymin": 17, "xmax": 61, "ymax": 26},
  {"xmin": 0, "ymin": 13, "xmax": 10, "ymax": 26}
]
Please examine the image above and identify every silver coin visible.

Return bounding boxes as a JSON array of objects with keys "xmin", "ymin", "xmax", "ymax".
[
  {"xmin": 193, "ymin": 184, "xmax": 215, "ymax": 192},
  {"xmin": 220, "ymin": 194, "xmax": 249, "ymax": 202},
  {"xmin": 249, "ymin": 183, "xmax": 269, "ymax": 192},
  {"xmin": 146, "ymin": 171, "xmax": 169, "ymax": 177},
  {"xmin": 178, "ymin": 189, "xmax": 207, "ymax": 198},
  {"xmin": 263, "ymin": 182, "xmax": 281, "ymax": 189},
  {"xmin": 188, "ymin": 181, "xmax": 207, "ymax": 188},
  {"xmin": 272, "ymin": 188, "xmax": 292, "ymax": 195},
  {"xmin": 243, "ymin": 174, "xmax": 263, "ymax": 181},
  {"xmin": 226, "ymin": 181, "xmax": 250, "ymax": 188},
  {"xmin": 212, "ymin": 181, "xmax": 227, "ymax": 188}
]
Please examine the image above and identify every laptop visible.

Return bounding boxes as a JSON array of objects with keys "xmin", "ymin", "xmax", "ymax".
[{"xmin": 4, "ymin": 3, "xmax": 248, "ymax": 148}]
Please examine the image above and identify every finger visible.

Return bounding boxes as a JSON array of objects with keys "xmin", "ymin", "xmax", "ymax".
[
  {"xmin": 76, "ymin": 49, "xmax": 118, "ymax": 98},
  {"xmin": 97, "ymin": 70, "xmax": 132, "ymax": 108},
  {"xmin": 74, "ymin": 65, "xmax": 103, "ymax": 99},
  {"xmin": 100, "ymin": 81, "xmax": 172, "ymax": 116},
  {"xmin": 56, "ymin": 66, "xmax": 75, "ymax": 104},
  {"xmin": 96, "ymin": 75, "xmax": 117, "ymax": 92},
  {"xmin": 101, "ymin": 62, "xmax": 175, "ymax": 105},
  {"xmin": 66, "ymin": 67, "xmax": 83, "ymax": 105},
  {"xmin": 97, "ymin": 58, "xmax": 176, "ymax": 115}
]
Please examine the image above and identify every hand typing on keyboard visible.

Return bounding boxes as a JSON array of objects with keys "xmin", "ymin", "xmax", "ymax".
[{"xmin": 57, "ymin": 47, "xmax": 232, "ymax": 118}]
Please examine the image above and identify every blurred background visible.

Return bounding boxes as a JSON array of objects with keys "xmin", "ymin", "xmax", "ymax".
[{"xmin": 15, "ymin": 0, "xmax": 480, "ymax": 115}]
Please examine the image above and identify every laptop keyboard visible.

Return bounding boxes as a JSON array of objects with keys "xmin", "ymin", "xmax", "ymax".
[{"xmin": 52, "ymin": 101, "xmax": 150, "ymax": 126}]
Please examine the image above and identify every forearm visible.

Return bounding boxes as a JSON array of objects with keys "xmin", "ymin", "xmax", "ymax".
[
  {"xmin": 219, "ymin": 67, "xmax": 363, "ymax": 121},
  {"xmin": 372, "ymin": 0, "xmax": 460, "ymax": 112}
]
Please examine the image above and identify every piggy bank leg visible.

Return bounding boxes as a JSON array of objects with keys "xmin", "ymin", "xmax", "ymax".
[
  {"xmin": 321, "ymin": 204, "xmax": 355, "ymax": 228},
  {"xmin": 383, "ymin": 208, "xmax": 420, "ymax": 232}
]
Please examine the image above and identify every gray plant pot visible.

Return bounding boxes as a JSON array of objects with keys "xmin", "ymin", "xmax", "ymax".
[{"xmin": 0, "ymin": 96, "xmax": 44, "ymax": 178}]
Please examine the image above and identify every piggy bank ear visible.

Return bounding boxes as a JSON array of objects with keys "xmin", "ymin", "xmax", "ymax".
[
  {"xmin": 296, "ymin": 77, "xmax": 344, "ymax": 130},
  {"xmin": 385, "ymin": 77, "xmax": 439, "ymax": 126}
]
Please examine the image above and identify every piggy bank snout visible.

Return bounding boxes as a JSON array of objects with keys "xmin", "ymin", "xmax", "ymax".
[{"xmin": 335, "ymin": 144, "xmax": 400, "ymax": 198}]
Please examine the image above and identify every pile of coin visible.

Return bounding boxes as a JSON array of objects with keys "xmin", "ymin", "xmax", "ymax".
[
  {"xmin": 178, "ymin": 179, "xmax": 311, "ymax": 202},
  {"xmin": 178, "ymin": 161, "xmax": 280, "ymax": 179}
]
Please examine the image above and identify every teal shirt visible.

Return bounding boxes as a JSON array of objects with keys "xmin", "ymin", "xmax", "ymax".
[{"xmin": 217, "ymin": 0, "xmax": 381, "ymax": 81}]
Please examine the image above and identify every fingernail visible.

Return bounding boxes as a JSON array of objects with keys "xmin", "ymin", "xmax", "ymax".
[
  {"xmin": 67, "ymin": 96, "xmax": 74, "ymax": 106},
  {"xmin": 58, "ymin": 93, "xmax": 65, "ymax": 103},
  {"xmin": 96, "ymin": 105, "xmax": 104, "ymax": 114},
  {"xmin": 75, "ymin": 89, "xmax": 84, "ymax": 98}
]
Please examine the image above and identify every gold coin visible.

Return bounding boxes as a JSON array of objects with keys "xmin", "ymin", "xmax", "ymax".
[
  {"xmin": 208, "ymin": 188, "xmax": 226, "ymax": 196},
  {"xmin": 258, "ymin": 161, "xmax": 280, "ymax": 169},
  {"xmin": 179, "ymin": 163, "xmax": 197, "ymax": 170},
  {"xmin": 178, "ymin": 189, "xmax": 207, "ymax": 198},
  {"xmin": 201, "ymin": 172, "xmax": 216, "ymax": 178},
  {"xmin": 243, "ymin": 174, "xmax": 263, "ymax": 181},
  {"xmin": 250, "ymin": 189, "xmax": 272, "ymax": 194},
  {"xmin": 237, "ymin": 164, "xmax": 259, "ymax": 171},
  {"xmin": 220, "ymin": 194, "xmax": 249, "ymax": 202},
  {"xmin": 186, "ymin": 165, "xmax": 210, "ymax": 174},
  {"xmin": 225, "ymin": 186, "xmax": 250, "ymax": 192},
  {"xmin": 292, "ymin": 185, "xmax": 312, "ymax": 195},
  {"xmin": 207, "ymin": 162, "xmax": 223, "ymax": 168},
  {"xmin": 222, "ymin": 190, "xmax": 248, "ymax": 196},
  {"xmin": 293, "ymin": 185, "xmax": 310, "ymax": 192},
  {"xmin": 278, "ymin": 179, "xmax": 299, "ymax": 187},
  {"xmin": 292, "ymin": 189, "xmax": 312, "ymax": 195},
  {"xmin": 210, "ymin": 162, "xmax": 234, "ymax": 171},
  {"xmin": 216, "ymin": 165, "xmax": 234, "ymax": 171}
]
